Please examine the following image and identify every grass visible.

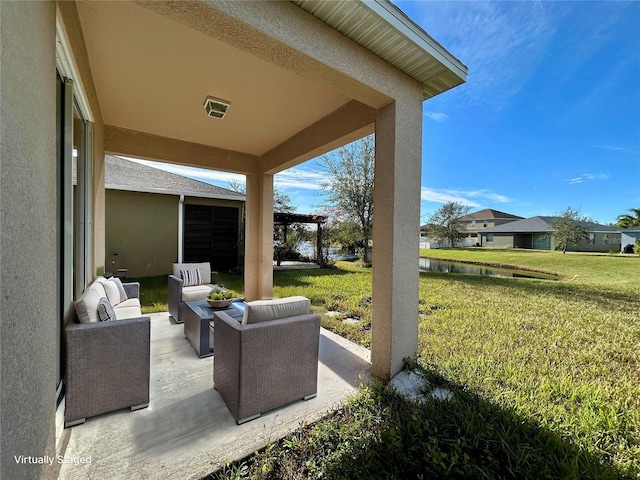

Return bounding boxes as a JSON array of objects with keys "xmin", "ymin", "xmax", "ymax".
[
  {"xmin": 130, "ymin": 271, "xmax": 247, "ymax": 314},
  {"xmin": 130, "ymin": 251, "xmax": 640, "ymax": 478},
  {"xmin": 419, "ymin": 247, "xmax": 640, "ymax": 291}
]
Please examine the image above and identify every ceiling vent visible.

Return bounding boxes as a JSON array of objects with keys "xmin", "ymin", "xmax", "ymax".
[{"xmin": 204, "ymin": 96, "xmax": 230, "ymax": 119}]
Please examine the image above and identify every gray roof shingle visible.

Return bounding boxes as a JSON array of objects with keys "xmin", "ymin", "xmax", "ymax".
[
  {"xmin": 105, "ymin": 155, "xmax": 245, "ymax": 200},
  {"xmin": 482, "ymin": 216, "xmax": 621, "ymax": 233},
  {"xmin": 458, "ymin": 208, "xmax": 524, "ymax": 221}
]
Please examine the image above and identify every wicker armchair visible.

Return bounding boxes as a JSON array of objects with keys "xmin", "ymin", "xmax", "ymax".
[{"xmin": 213, "ymin": 299, "xmax": 320, "ymax": 424}]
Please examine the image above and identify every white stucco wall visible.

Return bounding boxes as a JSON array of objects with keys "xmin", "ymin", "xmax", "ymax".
[{"xmin": 1, "ymin": 2, "xmax": 58, "ymax": 479}]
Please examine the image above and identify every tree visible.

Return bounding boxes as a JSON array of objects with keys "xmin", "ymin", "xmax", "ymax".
[
  {"xmin": 549, "ymin": 207, "xmax": 590, "ymax": 254},
  {"xmin": 227, "ymin": 178, "xmax": 299, "ymax": 264},
  {"xmin": 226, "ymin": 178, "xmax": 295, "ymax": 213},
  {"xmin": 318, "ymin": 135, "xmax": 375, "ymax": 265},
  {"xmin": 425, "ymin": 202, "xmax": 471, "ymax": 247},
  {"xmin": 615, "ymin": 208, "xmax": 640, "ymax": 228}
]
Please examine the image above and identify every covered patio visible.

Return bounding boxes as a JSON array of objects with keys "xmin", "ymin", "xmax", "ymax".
[
  {"xmin": 1, "ymin": 1, "xmax": 466, "ymax": 479},
  {"xmin": 57, "ymin": 313, "xmax": 371, "ymax": 480}
]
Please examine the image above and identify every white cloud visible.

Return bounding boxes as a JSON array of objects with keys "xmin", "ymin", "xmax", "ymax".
[
  {"xmin": 423, "ymin": 112, "xmax": 449, "ymax": 122},
  {"xmin": 407, "ymin": 1, "xmax": 558, "ymax": 111},
  {"xmin": 421, "ymin": 187, "xmax": 511, "ymax": 207},
  {"xmin": 275, "ymin": 168, "xmax": 327, "ymax": 190},
  {"xmin": 421, "ymin": 188, "xmax": 479, "ymax": 206},
  {"xmin": 567, "ymin": 173, "xmax": 609, "ymax": 184}
]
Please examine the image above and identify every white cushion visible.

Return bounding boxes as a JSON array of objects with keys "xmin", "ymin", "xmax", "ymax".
[
  {"xmin": 182, "ymin": 284, "xmax": 217, "ymax": 302},
  {"xmin": 89, "ymin": 282, "xmax": 107, "ymax": 299},
  {"xmin": 101, "ymin": 279, "xmax": 122, "ymax": 306},
  {"xmin": 108, "ymin": 277, "xmax": 128, "ymax": 303},
  {"xmin": 113, "ymin": 305, "xmax": 142, "ymax": 320},
  {"xmin": 173, "ymin": 262, "xmax": 211, "ymax": 285},
  {"xmin": 115, "ymin": 298, "xmax": 141, "ymax": 310},
  {"xmin": 75, "ymin": 288, "xmax": 102, "ymax": 324},
  {"xmin": 242, "ymin": 296, "xmax": 311, "ymax": 325}
]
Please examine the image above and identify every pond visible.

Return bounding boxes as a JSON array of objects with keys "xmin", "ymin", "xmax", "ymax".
[{"xmin": 419, "ymin": 257, "xmax": 558, "ymax": 280}]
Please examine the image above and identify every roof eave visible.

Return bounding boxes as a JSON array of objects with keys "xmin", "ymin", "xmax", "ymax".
[
  {"xmin": 106, "ymin": 184, "xmax": 246, "ymax": 202},
  {"xmin": 362, "ymin": 0, "xmax": 468, "ymax": 81},
  {"xmin": 293, "ymin": 0, "xmax": 468, "ymax": 101}
]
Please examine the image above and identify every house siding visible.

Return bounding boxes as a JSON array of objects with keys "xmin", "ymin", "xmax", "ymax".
[
  {"xmin": 106, "ymin": 190, "xmax": 179, "ymax": 277},
  {"xmin": 621, "ymin": 231, "xmax": 640, "ymax": 251},
  {"xmin": 106, "ymin": 191, "xmax": 245, "ymax": 277},
  {"xmin": 0, "ymin": 2, "xmax": 58, "ymax": 479},
  {"xmin": 568, "ymin": 233, "xmax": 621, "ymax": 252},
  {"xmin": 482, "ymin": 234, "xmax": 514, "ymax": 248}
]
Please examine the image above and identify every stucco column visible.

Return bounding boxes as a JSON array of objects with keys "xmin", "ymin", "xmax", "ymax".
[
  {"xmin": 244, "ymin": 172, "xmax": 274, "ymax": 301},
  {"xmin": 371, "ymin": 98, "xmax": 422, "ymax": 382}
]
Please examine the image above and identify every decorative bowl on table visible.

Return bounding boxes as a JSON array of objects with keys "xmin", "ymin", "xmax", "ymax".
[
  {"xmin": 207, "ymin": 298, "xmax": 234, "ymax": 308},
  {"xmin": 207, "ymin": 289, "xmax": 240, "ymax": 309}
]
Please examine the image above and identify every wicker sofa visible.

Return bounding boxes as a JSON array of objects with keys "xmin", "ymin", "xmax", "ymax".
[
  {"xmin": 65, "ymin": 277, "xmax": 150, "ymax": 427},
  {"xmin": 213, "ymin": 296, "xmax": 320, "ymax": 424},
  {"xmin": 168, "ymin": 262, "xmax": 223, "ymax": 323}
]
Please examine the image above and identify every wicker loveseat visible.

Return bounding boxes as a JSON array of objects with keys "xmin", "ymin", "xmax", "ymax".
[
  {"xmin": 213, "ymin": 296, "xmax": 320, "ymax": 424},
  {"xmin": 65, "ymin": 277, "xmax": 150, "ymax": 427}
]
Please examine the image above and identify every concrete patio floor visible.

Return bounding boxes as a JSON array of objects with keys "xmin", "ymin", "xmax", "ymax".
[{"xmin": 58, "ymin": 312, "xmax": 371, "ymax": 480}]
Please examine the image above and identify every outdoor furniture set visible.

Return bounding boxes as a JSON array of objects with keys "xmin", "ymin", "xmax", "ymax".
[{"xmin": 65, "ymin": 262, "xmax": 320, "ymax": 427}]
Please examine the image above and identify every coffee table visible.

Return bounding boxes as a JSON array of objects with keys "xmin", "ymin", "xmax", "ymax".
[{"xmin": 184, "ymin": 299, "xmax": 245, "ymax": 358}]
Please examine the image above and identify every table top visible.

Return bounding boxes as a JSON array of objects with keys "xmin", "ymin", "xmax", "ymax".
[{"xmin": 185, "ymin": 299, "xmax": 245, "ymax": 321}]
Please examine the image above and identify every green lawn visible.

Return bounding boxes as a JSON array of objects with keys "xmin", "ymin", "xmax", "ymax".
[
  {"xmin": 419, "ymin": 247, "xmax": 639, "ymax": 291},
  {"xmin": 131, "ymin": 251, "xmax": 640, "ymax": 478}
]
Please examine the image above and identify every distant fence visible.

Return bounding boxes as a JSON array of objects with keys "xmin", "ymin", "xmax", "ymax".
[{"xmin": 420, "ymin": 237, "xmax": 475, "ymax": 249}]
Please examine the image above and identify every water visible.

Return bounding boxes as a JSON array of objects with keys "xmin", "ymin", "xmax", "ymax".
[
  {"xmin": 419, "ymin": 257, "xmax": 557, "ymax": 280},
  {"xmin": 299, "ymin": 242, "xmax": 359, "ymax": 261}
]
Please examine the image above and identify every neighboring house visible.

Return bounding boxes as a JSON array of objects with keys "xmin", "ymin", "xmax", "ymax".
[
  {"xmin": 457, "ymin": 209, "xmax": 524, "ymax": 246},
  {"xmin": 621, "ymin": 227, "xmax": 640, "ymax": 252},
  {"xmin": 105, "ymin": 156, "xmax": 245, "ymax": 277},
  {"xmin": 420, "ymin": 208, "xmax": 523, "ymax": 248},
  {"xmin": 480, "ymin": 216, "xmax": 622, "ymax": 252},
  {"xmin": 3, "ymin": 2, "xmax": 466, "ymax": 477}
]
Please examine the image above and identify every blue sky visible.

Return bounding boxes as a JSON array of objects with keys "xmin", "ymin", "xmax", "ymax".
[{"xmin": 135, "ymin": 1, "xmax": 639, "ymax": 225}]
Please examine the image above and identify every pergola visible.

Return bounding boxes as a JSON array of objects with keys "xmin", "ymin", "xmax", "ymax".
[{"xmin": 274, "ymin": 212, "xmax": 327, "ymax": 266}]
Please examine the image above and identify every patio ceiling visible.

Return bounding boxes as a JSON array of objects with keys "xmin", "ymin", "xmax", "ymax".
[
  {"xmin": 74, "ymin": 0, "xmax": 467, "ymax": 175},
  {"xmin": 76, "ymin": 1, "xmax": 351, "ymax": 158}
]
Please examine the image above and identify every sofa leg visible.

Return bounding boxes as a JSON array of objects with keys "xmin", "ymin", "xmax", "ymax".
[
  {"xmin": 64, "ymin": 418, "xmax": 85, "ymax": 428},
  {"xmin": 303, "ymin": 393, "xmax": 317, "ymax": 401},
  {"xmin": 236, "ymin": 413, "xmax": 261, "ymax": 425},
  {"xmin": 131, "ymin": 403, "xmax": 149, "ymax": 412}
]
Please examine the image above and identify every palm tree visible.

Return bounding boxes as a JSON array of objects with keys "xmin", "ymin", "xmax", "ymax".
[{"xmin": 615, "ymin": 208, "xmax": 640, "ymax": 228}]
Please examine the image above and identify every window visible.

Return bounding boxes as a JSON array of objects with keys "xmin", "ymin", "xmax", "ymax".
[
  {"xmin": 486, "ymin": 234, "xmax": 494, "ymax": 242},
  {"xmin": 483, "ymin": 221, "xmax": 488, "ymax": 227},
  {"xmin": 471, "ymin": 220, "xmax": 476, "ymax": 227},
  {"xmin": 588, "ymin": 233, "xmax": 595, "ymax": 244}
]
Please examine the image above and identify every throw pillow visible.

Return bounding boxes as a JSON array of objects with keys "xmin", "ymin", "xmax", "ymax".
[
  {"xmin": 108, "ymin": 277, "xmax": 128, "ymax": 303},
  {"xmin": 97, "ymin": 297, "xmax": 117, "ymax": 322},
  {"xmin": 101, "ymin": 279, "xmax": 122, "ymax": 306},
  {"xmin": 180, "ymin": 268, "xmax": 203, "ymax": 287}
]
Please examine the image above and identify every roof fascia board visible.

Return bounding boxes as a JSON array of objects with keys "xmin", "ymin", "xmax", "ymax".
[
  {"xmin": 106, "ymin": 184, "xmax": 245, "ymax": 201},
  {"xmin": 361, "ymin": 0, "xmax": 468, "ymax": 81}
]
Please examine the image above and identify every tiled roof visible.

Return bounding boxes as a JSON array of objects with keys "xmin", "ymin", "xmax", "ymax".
[
  {"xmin": 482, "ymin": 216, "xmax": 622, "ymax": 233},
  {"xmin": 458, "ymin": 209, "xmax": 524, "ymax": 221},
  {"xmin": 105, "ymin": 155, "xmax": 245, "ymax": 200}
]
